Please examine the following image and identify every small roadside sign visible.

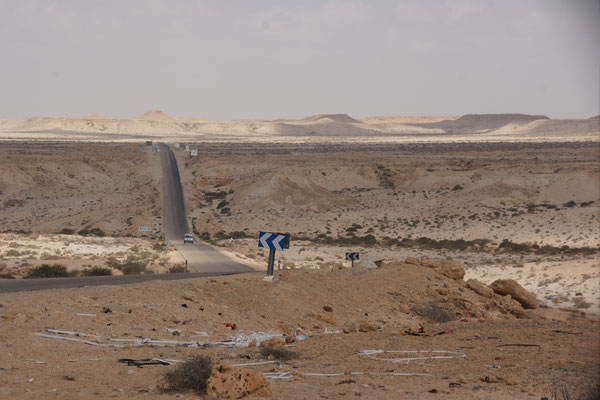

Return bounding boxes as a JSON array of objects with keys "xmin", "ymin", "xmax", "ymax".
[
  {"xmin": 258, "ymin": 231, "xmax": 291, "ymax": 276},
  {"xmin": 174, "ymin": 143, "xmax": 180, "ymax": 149},
  {"xmin": 190, "ymin": 149, "xmax": 198, "ymax": 156},
  {"xmin": 138, "ymin": 226, "xmax": 152, "ymax": 232},
  {"xmin": 258, "ymin": 232, "xmax": 290, "ymax": 250},
  {"xmin": 185, "ymin": 145, "xmax": 190, "ymax": 151},
  {"xmin": 145, "ymin": 141, "xmax": 152, "ymax": 146},
  {"xmin": 346, "ymin": 252, "xmax": 359, "ymax": 267}
]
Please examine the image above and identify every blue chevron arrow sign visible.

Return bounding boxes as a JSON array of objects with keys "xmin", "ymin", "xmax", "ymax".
[{"xmin": 258, "ymin": 232, "xmax": 290, "ymax": 251}]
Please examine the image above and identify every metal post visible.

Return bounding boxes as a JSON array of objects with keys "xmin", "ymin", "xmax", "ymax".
[
  {"xmin": 267, "ymin": 249, "xmax": 276, "ymax": 276},
  {"xmin": 185, "ymin": 259, "xmax": 188, "ymax": 273}
]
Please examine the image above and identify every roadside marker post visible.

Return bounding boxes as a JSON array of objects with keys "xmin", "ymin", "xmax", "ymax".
[
  {"xmin": 258, "ymin": 232, "xmax": 290, "ymax": 276},
  {"xmin": 346, "ymin": 252, "xmax": 359, "ymax": 268}
]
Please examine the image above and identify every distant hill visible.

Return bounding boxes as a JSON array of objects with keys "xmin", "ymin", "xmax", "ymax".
[
  {"xmin": 300, "ymin": 114, "xmax": 362, "ymax": 124},
  {"xmin": 135, "ymin": 110, "xmax": 174, "ymax": 121},
  {"xmin": 411, "ymin": 114, "xmax": 549, "ymax": 133}
]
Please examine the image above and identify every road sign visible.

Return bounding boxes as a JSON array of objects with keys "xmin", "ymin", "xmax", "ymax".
[
  {"xmin": 185, "ymin": 145, "xmax": 190, "ymax": 151},
  {"xmin": 190, "ymin": 149, "xmax": 198, "ymax": 156},
  {"xmin": 258, "ymin": 232, "xmax": 290, "ymax": 250},
  {"xmin": 258, "ymin": 231, "xmax": 291, "ymax": 276},
  {"xmin": 138, "ymin": 226, "xmax": 152, "ymax": 232},
  {"xmin": 138, "ymin": 146, "xmax": 146, "ymax": 152},
  {"xmin": 345, "ymin": 253, "xmax": 359, "ymax": 261},
  {"xmin": 145, "ymin": 141, "xmax": 152, "ymax": 146},
  {"xmin": 174, "ymin": 143, "xmax": 180, "ymax": 149}
]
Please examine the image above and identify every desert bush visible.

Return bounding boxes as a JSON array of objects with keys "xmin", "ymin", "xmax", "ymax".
[
  {"xmin": 152, "ymin": 242, "xmax": 167, "ymax": 252},
  {"xmin": 168, "ymin": 264, "xmax": 186, "ymax": 273},
  {"xmin": 413, "ymin": 302, "xmax": 456, "ymax": 323},
  {"xmin": 216, "ymin": 199, "xmax": 229, "ymax": 209},
  {"xmin": 25, "ymin": 264, "xmax": 72, "ymax": 279},
  {"xmin": 77, "ymin": 227, "xmax": 105, "ymax": 237},
  {"xmin": 120, "ymin": 261, "xmax": 148, "ymax": 275},
  {"xmin": 4, "ymin": 249, "xmax": 21, "ymax": 257},
  {"xmin": 572, "ymin": 297, "xmax": 592, "ymax": 309},
  {"xmin": 82, "ymin": 266, "xmax": 113, "ymax": 276},
  {"xmin": 260, "ymin": 346, "xmax": 298, "ymax": 361},
  {"xmin": 161, "ymin": 355, "xmax": 212, "ymax": 394},
  {"xmin": 59, "ymin": 228, "xmax": 75, "ymax": 235}
]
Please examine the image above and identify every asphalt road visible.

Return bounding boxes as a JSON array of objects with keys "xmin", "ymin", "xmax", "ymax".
[
  {"xmin": 158, "ymin": 143, "xmax": 252, "ymax": 274},
  {"xmin": 0, "ymin": 272, "xmax": 244, "ymax": 294},
  {"xmin": 0, "ymin": 144, "xmax": 252, "ymax": 293}
]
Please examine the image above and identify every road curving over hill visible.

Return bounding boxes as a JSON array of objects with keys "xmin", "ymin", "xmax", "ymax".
[{"xmin": 158, "ymin": 143, "xmax": 253, "ymax": 274}]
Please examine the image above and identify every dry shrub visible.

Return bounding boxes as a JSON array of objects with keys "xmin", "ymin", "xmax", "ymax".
[
  {"xmin": 260, "ymin": 346, "xmax": 298, "ymax": 361},
  {"xmin": 82, "ymin": 266, "xmax": 113, "ymax": 276},
  {"xmin": 161, "ymin": 355, "xmax": 212, "ymax": 394},
  {"xmin": 168, "ymin": 264, "xmax": 186, "ymax": 273},
  {"xmin": 24, "ymin": 264, "xmax": 72, "ymax": 279},
  {"xmin": 413, "ymin": 302, "xmax": 457, "ymax": 323}
]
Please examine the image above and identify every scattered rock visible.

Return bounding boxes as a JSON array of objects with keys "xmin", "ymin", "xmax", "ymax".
[
  {"xmin": 490, "ymin": 279, "xmax": 538, "ymax": 309},
  {"xmin": 357, "ymin": 257, "xmax": 378, "ymax": 269},
  {"xmin": 421, "ymin": 259, "xmax": 465, "ymax": 280},
  {"xmin": 206, "ymin": 363, "xmax": 271, "ymax": 399},
  {"xmin": 323, "ymin": 305, "xmax": 333, "ymax": 312},
  {"xmin": 481, "ymin": 375, "xmax": 498, "ymax": 383},
  {"xmin": 358, "ymin": 322, "xmax": 377, "ymax": 332},
  {"xmin": 467, "ymin": 279, "xmax": 494, "ymax": 298},
  {"xmin": 405, "ymin": 257, "xmax": 420, "ymax": 265},
  {"xmin": 318, "ymin": 312, "xmax": 336, "ymax": 325},
  {"xmin": 102, "ymin": 307, "xmax": 112, "ymax": 314},
  {"xmin": 278, "ymin": 270, "xmax": 290, "ymax": 279},
  {"xmin": 342, "ymin": 321, "xmax": 356, "ymax": 334},
  {"xmin": 439, "ymin": 261, "xmax": 465, "ymax": 280}
]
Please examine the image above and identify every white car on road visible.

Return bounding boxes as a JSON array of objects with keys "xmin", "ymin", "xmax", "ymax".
[{"xmin": 183, "ymin": 233, "xmax": 194, "ymax": 244}]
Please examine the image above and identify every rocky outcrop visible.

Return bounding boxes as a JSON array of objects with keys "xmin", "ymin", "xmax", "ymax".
[
  {"xmin": 467, "ymin": 279, "xmax": 494, "ymax": 298},
  {"xmin": 421, "ymin": 259, "xmax": 465, "ymax": 280},
  {"xmin": 490, "ymin": 279, "xmax": 538, "ymax": 309},
  {"xmin": 206, "ymin": 363, "xmax": 271, "ymax": 399}
]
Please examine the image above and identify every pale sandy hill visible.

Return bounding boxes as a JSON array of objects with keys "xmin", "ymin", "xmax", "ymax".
[
  {"xmin": 85, "ymin": 114, "xmax": 106, "ymax": 119},
  {"xmin": 134, "ymin": 109, "xmax": 174, "ymax": 121},
  {"xmin": 359, "ymin": 116, "xmax": 459, "ymax": 124},
  {"xmin": 490, "ymin": 118, "xmax": 600, "ymax": 137},
  {"xmin": 413, "ymin": 113, "xmax": 549, "ymax": 133},
  {"xmin": 299, "ymin": 113, "xmax": 363, "ymax": 124}
]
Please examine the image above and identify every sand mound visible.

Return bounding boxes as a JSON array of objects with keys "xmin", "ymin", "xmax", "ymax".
[
  {"xmin": 235, "ymin": 174, "xmax": 353, "ymax": 211},
  {"xmin": 135, "ymin": 110, "xmax": 174, "ymax": 121},
  {"xmin": 413, "ymin": 113, "xmax": 549, "ymax": 133}
]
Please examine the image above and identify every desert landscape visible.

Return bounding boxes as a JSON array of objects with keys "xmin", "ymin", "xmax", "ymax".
[{"xmin": 0, "ymin": 110, "xmax": 599, "ymax": 399}]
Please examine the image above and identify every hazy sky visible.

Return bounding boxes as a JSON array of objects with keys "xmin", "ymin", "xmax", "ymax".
[{"xmin": 1, "ymin": 0, "xmax": 598, "ymax": 120}]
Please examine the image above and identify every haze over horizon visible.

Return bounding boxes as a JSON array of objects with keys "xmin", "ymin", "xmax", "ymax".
[{"xmin": 1, "ymin": 0, "xmax": 598, "ymax": 121}]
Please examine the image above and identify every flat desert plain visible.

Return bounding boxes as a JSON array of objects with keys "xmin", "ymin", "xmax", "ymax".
[{"xmin": 1, "ymin": 112, "xmax": 599, "ymax": 399}]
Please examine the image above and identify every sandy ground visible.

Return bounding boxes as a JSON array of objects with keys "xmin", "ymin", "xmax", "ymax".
[{"xmin": 0, "ymin": 264, "xmax": 599, "ymax": 399}]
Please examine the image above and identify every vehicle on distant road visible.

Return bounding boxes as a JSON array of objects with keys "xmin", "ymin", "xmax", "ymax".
[{"xmin": 183, "ymin": 233, "xmax": 194, "ymax": 244}]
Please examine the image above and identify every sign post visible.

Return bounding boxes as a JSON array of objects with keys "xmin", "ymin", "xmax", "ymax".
[
  {"xmin": 345, "ymin": 252, "xmax": 359, "ymax": 268},
  {"xmin": 258, "ymin": 231, "xmax": 290, "ymax": 276}
]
